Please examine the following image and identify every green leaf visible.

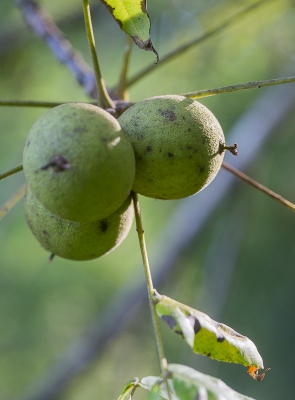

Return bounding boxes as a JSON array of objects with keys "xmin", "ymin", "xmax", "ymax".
[
  {"xmin": 169, "ymin": 364, "xmax": 256, "ymax": 400},
  {"xmin": 100, "ymin": 0, "xmax": 158, "ymax": 61},
  {"xmin": 140, "ymin": 376, "xmax": 179, "ymax": 400},
  {"xmin": 154, "ymin": 293, "xmax": 264, "ymax": 369},
  {"xmin": 117, "ymin": 378, "xmax": 138, "ymax": 400},
  {"xmin": 145, "ymin": 383, "xmax": 162, "ymax": 400}
]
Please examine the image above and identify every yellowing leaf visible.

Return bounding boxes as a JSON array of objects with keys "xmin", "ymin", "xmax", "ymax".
[
  {"xmin": 169, "ymin": 364, "xmax": 258, "ymax": 400},
  {"xmin": 154, "ymin": 293, "xmax": 265, "ymax": 372},
  {"xmin": 117, "ymin": 379, "xmax": 138, "ymax": 400},
  {"xmin": 100, "ymin": 0, "xmax": 158, "ymax": 61}
]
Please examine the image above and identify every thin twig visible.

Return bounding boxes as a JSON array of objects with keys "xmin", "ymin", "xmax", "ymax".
[
  {"xmin": 182, "ymin": 76, "xmax": 295, "ymax": 99},
  {"xmin": 0, "ymin": 99, "xmax": 135, "ymax": 116},
  {"xmin": 125, "ymin": 0, "xmax": 276, "ymax": 88},
  {"xmin": 132, "ymin": 193, "xmax": 168, "ymax": 373},
  {"xmin": 0, "ymin": 100, "xmax": 65, "ymax": 108},
  {"xmin": 17, "ymin": 0, "xmax": 97, "ymax": 98},
  {"xmin": 0, "ymin": 164, "xmax": 23, "ymax": 181},
  {"xmin": 222, "ymin": 161, "xmax": 295, "ymax": 212},
  {"xmin": 111, "ymin": 36, "xmax": 133, "ymax": 100},
  {"xmin": 82, "ymin": 0, "xmax": 114, "ymax": 109},
  {"xmin": 0, "ymin": 184, "xmax": 26, "ymax": 220}
]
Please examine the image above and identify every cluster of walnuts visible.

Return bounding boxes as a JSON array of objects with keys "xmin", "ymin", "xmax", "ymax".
[{"xmin": 23, "ymin": 95, "xmax": 226, "ymax": 261}]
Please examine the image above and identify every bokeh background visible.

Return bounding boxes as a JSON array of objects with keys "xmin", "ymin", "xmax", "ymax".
[{"xmin": 1, "ymin": 0, "xmax": 295, "ymax": 399}]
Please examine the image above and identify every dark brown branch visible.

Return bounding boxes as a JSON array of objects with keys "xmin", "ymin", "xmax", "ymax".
[{"xmin": 16, "ymin": 0, "xmax": 97, "ymax": 99}]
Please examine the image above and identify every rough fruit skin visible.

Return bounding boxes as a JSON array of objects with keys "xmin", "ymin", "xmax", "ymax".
[
  {"xmin": 24, "ymin": 188, "xmax": 134, "ymax": 261},
  {"xmin": 118, "ymin": 95, "xmax": 225, "ymax": 200},
  {"xmin": 23, "ymin": 103, "xmax": 135, "ymax": 222}
]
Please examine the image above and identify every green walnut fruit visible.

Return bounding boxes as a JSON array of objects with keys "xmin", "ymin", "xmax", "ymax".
[
  {"xmin": 24, "ymin": 188, "xmax": 134, "ymax": 261},
  {"xmin": 23, "ymin": 103, "xmax": 135, "ymax": 222},
  {"xmin": 118, "ymin": 95, "xmax": 226, "ymax": 200}
]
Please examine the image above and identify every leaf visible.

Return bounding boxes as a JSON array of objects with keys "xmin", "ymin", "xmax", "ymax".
[
  {"xmin": 169, "ymin": 364, "xmax": 257, "ymax": 400},
  {"xmin": 100, "ymin": 0, "xmax": 158, "ymax": 62},
  {"xmin": 154, "ymin": 293, "xmax": 264, "ymax": 371},
  {"xmin": 140, "ymin": 376, "xmax": 179, "ymax": 400},
  {"xmin": 117, "ymin": 378, "xmax": 138, "ymax": 400}
]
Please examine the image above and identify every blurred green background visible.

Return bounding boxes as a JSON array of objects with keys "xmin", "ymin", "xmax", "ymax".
[{"xmin": 1, "ymin": 0, "xmax": 295, "ymax": 399}]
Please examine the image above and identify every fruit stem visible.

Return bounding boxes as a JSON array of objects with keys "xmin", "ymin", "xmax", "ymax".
[
  {"xmin": 82, "ymin": 0, "xmax": 114, "ymax": 109},
  {"xmin": 181, "ymin": 76, "xmax": 295, "ymax": 100},
  {"xmin": 220, "ymin": 142, "xmax": 238, "ymax": 156},
  {"xmin": 0, "ymin": 183, "xmax": 26, "ymax": 220},
  {"xmin": 223, "ymin": 161, "xmax": 295, "ymax": 212},
  {"xmin": 132, "ymin": 192, "xmax": 172, "ymax": 400},
  {"xmin": 0, "ymin": 164, "xmax": 23, "ymax": 181}
]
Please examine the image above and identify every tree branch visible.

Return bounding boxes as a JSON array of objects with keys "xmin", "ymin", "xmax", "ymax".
[{"xmin": 16, "ymin": 0, "xmax": 97, "ymax": 99}]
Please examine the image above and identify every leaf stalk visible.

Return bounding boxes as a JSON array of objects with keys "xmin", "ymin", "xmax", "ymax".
[
  {"xmin": 182, "ymin": 76, "xmax": 295, "ymax": 100},
  {"xmin": 222, "ymin": 162, "xmax": 295, "ymax": 212},
  {"xmin": 82, "ymin": 0, "xmax": 114, "ymax": 109},
  {"xmin": 132, "ymin": 192, "xmax": 171, "ymax": 399},
  {"xmin": 0, "ymin": 164, "xmax": 23, "ymax": 181}
]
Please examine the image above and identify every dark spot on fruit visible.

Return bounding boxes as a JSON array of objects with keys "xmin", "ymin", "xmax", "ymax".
[
  {"xmin": 73, "ymin": 127, "xmax": 85, "ymax": 134},
  {"xmin": 187, "ymin": 145, "xmax": 192, "ymax": 150},
  {"xmin": 162, "ymin": 315, "xmax": 176, "ymax": 329},
  {"xmin": 168, "ymin": 152, "xmax": 174, "ymax": 157},
  {"xmin": 182, "ymin": 116, "xmax": 186, "ymax": 120},
  {"xmin": 202, "ymin": 138, "xmax": 207, "ymax": 144},
  {"xmin": 161, "ymin": 109, "xmax": 176, "ymax": 121},
  {"xmin": 43, "ymin": 230, "xmax": 49, "ymax": 236},
  {"xmin": 145, "ymin": 145, "xmax": 152, "ymax": 152},
  {"xmin": 199, "ymin": 166, "xmax": 205, "ymax": 173},
  {"xmin": 188, "ymin": 128, "xmax": 191, "ymax": 131},
  {"xmin": 207, "ymin": 353, "xmax": 211, "ymax": 357},
  {"xmin": 100, "ymin": 220, "xmax": 108, "ymax": 232}
]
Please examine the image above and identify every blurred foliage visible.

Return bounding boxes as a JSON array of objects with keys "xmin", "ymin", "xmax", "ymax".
[{"xmin": 0, "ymin": 0, "xmax": 295, "ymax": 399}]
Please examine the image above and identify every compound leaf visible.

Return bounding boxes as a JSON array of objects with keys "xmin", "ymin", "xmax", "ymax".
[
  {"xmin": 140, "ymin": 376, "xmax": 178, "ymax": 400},
  {"xmin": 169, "ymin": 364, "xmax": 257, "ymax": 400},
  {"xmin": 117, "ymin": 379, "xmax": 138, "ymax": 400},
  {"xmin": 100, "ymin": 0, "xmax": 158, "ymax": 61},
  {"xmin": 154, "ymin": 293, "xmax": 265, "ymax": 373}
]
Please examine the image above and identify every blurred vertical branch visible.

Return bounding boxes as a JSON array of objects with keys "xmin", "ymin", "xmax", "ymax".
[
  {"xmin": 16, "ymin": 0, "xmax": 97, "ymax": 98},
  {"xmin": 16, "ymin": 80, "xmax": 295, "ymax": 400}
]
